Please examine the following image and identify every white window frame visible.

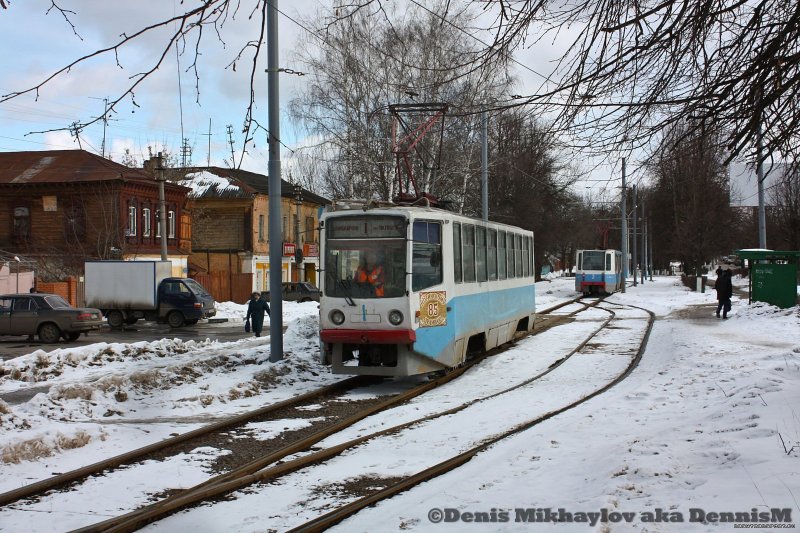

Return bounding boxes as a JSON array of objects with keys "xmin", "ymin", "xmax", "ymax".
[
  {"xmin": 143, "ymin": 208, "xmax": 151, "ymax": 237},
  {"xmin": 168, "ymin": 210, "xmax": 176, "ymax": 239},
  {"xmin": 127, "ymin": 205, "xmax": 137, "ymax": 236}
]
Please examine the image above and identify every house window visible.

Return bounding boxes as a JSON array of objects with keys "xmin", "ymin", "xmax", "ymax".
[
  {"xmin": 12, "ymin": 206, "xmax": 30, "ymax": 241},
  {"xmin": 258, "ymin": 215, "xmax": 265, "ymax": 242},
  {"xmin": 65, "ymin": 203, "xmax": 86, "ymax": 242},
  {"xmin": 282, "ymin": 216, "xmax": 288, "ymax": 240},
  {"xmin": 168, "ymin": 210, "xmax": 176, "ymax": 238},
  {"xmin": 305, "ymin": 216, "xmax": 314, "ymax": 243},
  {"xmin": 127, "ymin": 205, "xmax": 137, "ymax": 236},
  {"xmin": 143, "ymin": 208, "xmax": 151, "ymax": 238}
]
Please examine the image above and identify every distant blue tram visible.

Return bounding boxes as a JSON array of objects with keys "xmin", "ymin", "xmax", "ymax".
[{"xmin": 575, "ymin": 249, "xmax": 624, "ymax": 296}]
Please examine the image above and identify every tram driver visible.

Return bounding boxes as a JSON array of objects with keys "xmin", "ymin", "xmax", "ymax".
[{"xmin": 355, "ymin": 250, "xmax": 385, "ymax": 297}]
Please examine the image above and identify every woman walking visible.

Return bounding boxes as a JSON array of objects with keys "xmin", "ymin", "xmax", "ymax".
[{"xmin": 245, "ymin": 291, "xmax": 270, "ymax": 337}]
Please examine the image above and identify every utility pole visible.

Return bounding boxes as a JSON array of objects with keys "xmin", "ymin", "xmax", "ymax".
[
  {"xmin": 70, "ymin": 122, "xmax": 83, "ymax": 150},
  {"xmin": 756, "ymin": 95, "xmax": 767, "ymax": 248},
  {"xmin": 481, "ymin": 110, "xmax": 488, "ymax": 222},
  {"xmin": 267, "ymin": 0, "xmax": 283, "ymax": 362},
  {"xmin": 294, "ymin": 184, "xmax": 302, "ymax": 282},
  {"xmin": 649, "ymin": 218, "xmax": 654, "ymax": 281},
  {"xmin": 156, "ymin": 153, "xmax": 169, "ymax": 261},
  {"xmin": 640, "ymin": 198, "xmax": 646, "ymax": 285},
  {"xmin": 205, "ymin": 118, "xmax": 212, "ymax": 168},
  {"xmin": 632, "ymin": 183, "xmax": 638, "ymax": 287},
  {"xmin": 620, "ymin": 158, "xmax": 628, "ymax": 293}
]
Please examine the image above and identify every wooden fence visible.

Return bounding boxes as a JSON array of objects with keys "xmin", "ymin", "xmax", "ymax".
[{"xmin": 194, "ymin": 272, "xmax": 253, "ymax": 304}]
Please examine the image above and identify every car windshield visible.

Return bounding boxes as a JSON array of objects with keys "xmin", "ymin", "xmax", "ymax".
[
  {"xmin": 44, "ymin": 295, "xmax": 72, "ymax": 309},
  {"xmin": 183, "ymin": 279, "xmax": 212, "ymax": 297}
]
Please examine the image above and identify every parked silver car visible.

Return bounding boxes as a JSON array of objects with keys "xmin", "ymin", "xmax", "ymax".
[
  {"xmin": 0, "ymin": 293, "xmax": 104, "ymax": 343},
  {"xmin": 263, "ymin": 282, "xmax": 321, "ymax": 303}
]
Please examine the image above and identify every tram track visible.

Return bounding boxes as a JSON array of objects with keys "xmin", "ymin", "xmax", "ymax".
[
  {"xmin": 46, "ymin": 298, "xmax": 645, "ymax": 533},
  {"xmin": 290, "ymin": 302, "xmax": 655, "ymax": 532},
  {"xmin": 0, "ymin": 294, "xmax": 586, "ymax": 513}
]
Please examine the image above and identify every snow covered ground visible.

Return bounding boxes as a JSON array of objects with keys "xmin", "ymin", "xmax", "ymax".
[{"xmin": 0, "ymin": 276, "xmax": 798, "ymax": 532}]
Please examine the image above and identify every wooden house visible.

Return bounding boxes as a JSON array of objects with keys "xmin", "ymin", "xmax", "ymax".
[
  {"xmin": 0, "ymin": 150, "xmax": 192, "ymax": 279},
  {"xmin": 174, "ymin": 167, "xmax": 329, "ymax": 296}
]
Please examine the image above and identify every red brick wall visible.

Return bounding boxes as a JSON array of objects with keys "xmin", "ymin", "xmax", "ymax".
[{"xmin": 38, "ymin": 276, "xmax": 77, "ymax": 305}]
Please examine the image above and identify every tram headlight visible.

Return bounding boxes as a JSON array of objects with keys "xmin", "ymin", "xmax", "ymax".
[
  {"xmin": 329, "ymin": 309, "xmax": 346, "ymax": 326},
  {"xmin": 388, "ymin": 309, "xmax": 404, "ymax": 326}
]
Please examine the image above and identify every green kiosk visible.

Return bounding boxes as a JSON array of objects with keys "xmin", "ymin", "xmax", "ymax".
[{"xmin": 736, "ymin": 249, "xmax": 800, "ymax": 309}]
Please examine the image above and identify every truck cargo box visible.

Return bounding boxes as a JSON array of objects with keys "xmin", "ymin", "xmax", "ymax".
[{"xmin": 85, "ymin": 261, "xmax": 172, "ymax": 310}]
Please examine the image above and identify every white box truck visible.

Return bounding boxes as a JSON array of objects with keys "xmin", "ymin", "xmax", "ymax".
[{"xmin": 84, "ymin": 261, "xmax": 216, "ymax": 328}]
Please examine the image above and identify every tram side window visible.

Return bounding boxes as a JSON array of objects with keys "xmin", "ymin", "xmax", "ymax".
[
  {"xmin": 606, "ymin": 252, "xmax": 612, "ymax": 271},
  {"xmin": 498, "ymin": 230, "xmax": 506, "ymax": 280},
  {"xmin": 412, "ymin": 221, "xmax": 443, "ymax": 291},
  {"xmin": 527, "ymin": 236, "xmax": 533, "ymax": 276},
  {"xmin": 515, "ymin": 234, "xmax": 523, "ymax": 277},
  {"xmin": 488, "ymin": 229, "xmax": 498, "ymax": 280},
  {"xmin": 506, "ymin": 232, "xmax": 515, "ymax": 278},
  {"xmin": 522, "ymin": 236, "xmax": 529, "ymax": 277},
  {"xmin": 453, "ymin": 223, "xmax": 462, "ymax": 283},
  {"xmin": 476, "ymin": 226, "xmax": 487, "ymax": 282},
  {"xmin": 463, "ymin": 225, "xmax": 476, "ymax": 282}
]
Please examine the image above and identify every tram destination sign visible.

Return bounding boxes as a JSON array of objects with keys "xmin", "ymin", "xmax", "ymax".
[{"xmin": 328, "ymin": 216, "xmax": 405, "ymax": 239}]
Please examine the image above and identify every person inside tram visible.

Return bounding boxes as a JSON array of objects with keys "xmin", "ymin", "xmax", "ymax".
[{"xmin": 354, "ymin": 250, "xmax": 385, "ymax": 297}]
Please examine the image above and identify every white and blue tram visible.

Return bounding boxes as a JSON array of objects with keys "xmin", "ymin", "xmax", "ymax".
[
  {"xmin": 575, "ymin": 249, "xmax": 624, "ymax": 296},
  {"xmin": 319, "ymin": 202, "xmax": 536, "ymax": 376}
]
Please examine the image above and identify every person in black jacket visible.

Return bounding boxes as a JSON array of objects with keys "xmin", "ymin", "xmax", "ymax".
[
  {"xmin": 714, "ymin": 269, "xmax": 733, "ymax": 319},
  {"xmin": 245, "ymin": 291, "xmax": 270, "ymax": 337}
]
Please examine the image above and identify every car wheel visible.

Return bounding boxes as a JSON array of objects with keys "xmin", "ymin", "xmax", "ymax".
[
  {"xmin": 64, "ymin": 332, "xmax": 81, "ymax": 342},
  {"xmin": 167, "ymin": 311, "xmax": 185, "ymax": 328},
  {"xmin": 39, "ymin": 323, "xmax": 62, "ymax": 344},
  {"xmin": 107, "ymin": 310, "xmax": 124, "ymax": 328}
]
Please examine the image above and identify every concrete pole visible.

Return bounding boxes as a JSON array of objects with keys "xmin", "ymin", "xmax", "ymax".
[
  {"xmin": 267, "ymin": 0, "xmax": 283, "ymax": 362},
  {"xmin": 632, "ymin": 184, "xmax": 638, "ymax": 287},
  {"xmin": 621, "ymin": 158, "xmax": 627, "ymax": 293},
  {"xmin": 640, "ymin": 198, "xmax": 646, "ymax": 285},
  {"xmin": 481, "ymin": 111, "xmax": 488, "ymax": 222},
  {"xmin": 756, "ymin": 104, "xmax": 767, "ymax": 248},
  {"xmin": 647, "ymin": 220, "xmax": 654, "ymax": 281},
  {"xmin": 156, "ymin": 153, "xmax": 169, "ymax": 262},
  {"xmin": 294, "ymin": 185, "xmax": 302, "ymax": 282}
]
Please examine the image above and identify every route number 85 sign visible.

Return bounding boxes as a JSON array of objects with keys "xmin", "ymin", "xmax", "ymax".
[{"xmin": 419, "ymin": 291, "xmax": 447, "ymax": 327}]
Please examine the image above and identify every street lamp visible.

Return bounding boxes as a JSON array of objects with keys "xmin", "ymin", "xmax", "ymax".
[{"xmin": 13, "ymin": 255, "xmax": 20, "ymax": 293}]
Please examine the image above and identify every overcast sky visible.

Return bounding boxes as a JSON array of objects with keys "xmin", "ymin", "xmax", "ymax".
[{"xmin": 0, "ymin": 1, "xmax": 624, "ymax": 197}]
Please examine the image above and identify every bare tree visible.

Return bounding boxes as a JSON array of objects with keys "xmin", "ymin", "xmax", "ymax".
[
  {"xmin": 476, "ymin": 0, "xmax": 800, "ymax": 168},
  {"xmin": 289, "ymin": 1, "xmax": 511, "ymax": 203},
  {"xmin": 1, "ymin": 1, "xmax": 269, "ymax": 165},
  {"xmin": 646, "ymin": 122, "xmax": 743, "ymax": 273},
  {"xmin": 769, "ymin": 169, "xmax": 800, "ymax": 249}
]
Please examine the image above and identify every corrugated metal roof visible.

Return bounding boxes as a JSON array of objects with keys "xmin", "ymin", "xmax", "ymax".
[{"xmin": 0, "ymin": 149, "xmax": 160, "ymax": 185}]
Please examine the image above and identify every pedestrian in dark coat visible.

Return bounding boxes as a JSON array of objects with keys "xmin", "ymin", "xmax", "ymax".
[
  {"xmin": 714, "ymin": 269, "xmax": 733, "ymax": 318},
  {"xmin": 245, "ymin": 291, "xmax": 270, "ymax": 337}
]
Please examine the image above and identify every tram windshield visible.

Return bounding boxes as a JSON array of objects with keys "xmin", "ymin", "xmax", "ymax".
[
  {"xmin": 324, "ymin": 215, "xmax": 406, "ymax": 299},
  {"xmin": 581, "ymin": 250, "xmax": 606, "ymax": 271}
]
